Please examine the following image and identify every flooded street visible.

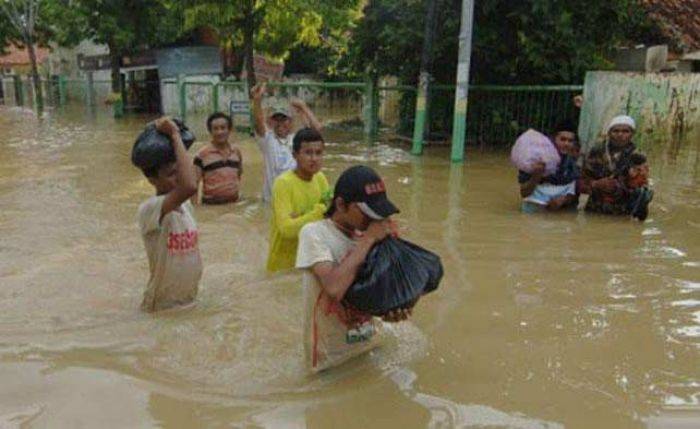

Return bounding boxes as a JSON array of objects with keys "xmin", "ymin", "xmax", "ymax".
[{"xmin": 0, "ymin": 105, "xmax": 699, "ymax": 428}]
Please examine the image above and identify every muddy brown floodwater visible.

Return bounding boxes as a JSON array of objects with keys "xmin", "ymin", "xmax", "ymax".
[{"xmin": 0, "ymin": 105, "xmax": 699, "ymax": 428}]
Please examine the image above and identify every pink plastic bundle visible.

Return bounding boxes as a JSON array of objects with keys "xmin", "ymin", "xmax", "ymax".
[{"xmin": 510, "ymin": 129, "xmax": 560, "ymax": 176}]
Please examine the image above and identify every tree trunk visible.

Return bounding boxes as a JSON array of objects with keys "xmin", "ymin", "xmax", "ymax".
[
  {"xmin": 243, "ymin": 0, "xmax": 256, "ymax": 92},
  {"xmin": 230, "ymin": 46, "xmax": 244, "ymax": 79},
  {"xmin": 109, "ymin": 45, "xmax": 121, "ymax": 93},
  {"xmin": 25, "ymin": 35, "xmax": 43, "ymax": 111}
]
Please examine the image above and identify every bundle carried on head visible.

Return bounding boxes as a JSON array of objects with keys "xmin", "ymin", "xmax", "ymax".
[
  {"xmin": 510, "ymin": 129, "xmax": 560, "ymax": 176},
  {"xmin": 131, "ymin": 118, "xmax": 196, "ymax": 172}
]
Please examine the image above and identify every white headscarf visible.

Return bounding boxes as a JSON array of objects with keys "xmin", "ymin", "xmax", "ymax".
[{"xmin": 607, "ymin": 115, "xmax": 636, "ymax": 133}]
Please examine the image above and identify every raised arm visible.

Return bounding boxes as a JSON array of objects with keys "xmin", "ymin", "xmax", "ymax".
[
  {"xmin": 250, "ymin": 83, "xmax": 267, "ymax": 137},
  {"xmin": 156, "ymin": 118, "xmax": 198, "ymax": 220},
  {"xmin": 290, "ymin": 98, "xmax": 323, "ymax": 133}
]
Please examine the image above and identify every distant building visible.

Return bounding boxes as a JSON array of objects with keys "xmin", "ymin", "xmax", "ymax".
[
  {"xmin": 41, "ymin": 27, "xmax": 227, "ymax": 113},
  {"xmin": 0, "ymin": 44, "xmax": 49, "ymax": 76},
  {"xmin": 0, "ymin": 44, "xmax": 50, "ymax": 104}
]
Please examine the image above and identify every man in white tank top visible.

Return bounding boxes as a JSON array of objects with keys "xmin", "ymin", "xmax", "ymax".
[{"xmin": 250, "ymin": 82, "xmax": 323, "ymax": 202}]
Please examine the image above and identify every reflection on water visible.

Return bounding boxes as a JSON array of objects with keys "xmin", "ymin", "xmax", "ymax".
[{"xmin": 0, "ymin": 105, "xmax": 699, "ymax": 428}]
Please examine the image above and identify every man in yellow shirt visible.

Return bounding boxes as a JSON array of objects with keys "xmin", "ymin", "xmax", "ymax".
[{"xmin": 267, "ymin": 127, "xmax": 330, "ymax": 272}]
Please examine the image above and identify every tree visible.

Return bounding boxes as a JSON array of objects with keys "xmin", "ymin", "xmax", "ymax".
[
  {"xmin": 332, "ymin": 0, "xmax": 667, "ymax": 135},
  {"xmin": 1, "ymin": 0, "xmax": 45, "ymax": 109},
  {"xmin": 344, "ymin": 0, "xmax": 666, "ymax": 86},
  {"xmin": 179, "ymin": 0, "xmax": 363, "ymax": 91},
  {"xmin": 0, "ymin": 9, "xmax": 18, "ymax": 55},
  {"xmin": 70, "ymin": 0, "xmax": 182, "ymax": 92}
]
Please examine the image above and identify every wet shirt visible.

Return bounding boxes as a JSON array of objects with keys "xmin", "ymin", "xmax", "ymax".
[
  {"xmin": 583, "ymin": 142, "xmax": 638, "ymax": 214},
  {"xmin": 258, "ymin": 130, "xmax": 297, "ymax": 202},
  {"xmin": 267, "ymin": 170, "xmax": 329, "ymax": 272},
  {"xmin": 296, "ymin": 219, "xmax": 384, "ymax": 373},
  {"xmin": 194, "ymin": 144, "xmax": 243, "ymax": 204},
  {"xmin": 138, "ymin": 196, "xmax": 202, "ymax": 312}
]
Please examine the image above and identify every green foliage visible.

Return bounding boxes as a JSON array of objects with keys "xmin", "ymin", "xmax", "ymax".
[
  {"xmin": 0, "ymin": 11, "xmax": 19, "ymax": 54},
  {"xmin": 180, "ymin": 0, "xmax": 363, "ymax": 60},
  {"xmin": 340, "ymin": 0, "xmax": 665, "ymax": 85},
  {"xmin": 34, "ymin": 0, "xmax": 85, "ymax": 47},
  {"xmin": 2, "ymin": 0, "xmax": 181, "ymax": 55},
  {"xmin": 69, "ymin": 0, "xmax": 182, "ymax": 55},
  {"xmin": 0, "ymin": 0, "xmax": 90, "ymax": 54},
  {"xmin": 340, "ymin": 0, "xmax": 426, "ymax": 80}
]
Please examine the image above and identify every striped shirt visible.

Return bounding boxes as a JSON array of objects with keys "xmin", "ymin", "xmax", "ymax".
[{"xmin": 194, "ymin": 144, "xmax": 243, "ymax": 204}]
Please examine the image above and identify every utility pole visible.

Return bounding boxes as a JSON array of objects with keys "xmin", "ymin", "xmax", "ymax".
[
  {"xmin": 411, "ymin": 0, "xmax": 440, "ymax": 155},
  {"xmin": 450, "ymin": 0, "xmax": 475, "ymax": 163}
]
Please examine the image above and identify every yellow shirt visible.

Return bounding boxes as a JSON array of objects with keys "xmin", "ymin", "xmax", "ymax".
[{"xmin": 267, "ymin": 170, "xmax": 330, "ymax": 272}]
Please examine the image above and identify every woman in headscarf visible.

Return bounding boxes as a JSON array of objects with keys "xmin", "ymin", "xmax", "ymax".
[{"xmin": 580, "ymin": 115, "xmax": 653, "ymax": 220}]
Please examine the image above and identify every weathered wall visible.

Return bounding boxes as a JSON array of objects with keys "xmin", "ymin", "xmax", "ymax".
[
  {"xmin": 579, "ymin": 71, "xmax": 700, "ymax": 149},
  {"xmin": 160, "ymin": 78, "xmax": 364, "ymax": 123},
  {"xmin": 48, "ymin": 40, "xmax": 110, "ymax": 79},
  {"xmin": 160, "ymin": 75, "xmax": 221, "ymax": 116},
  {"xmin": 155, "ymin": 47, "xmax": 222, "ymax": 79}
]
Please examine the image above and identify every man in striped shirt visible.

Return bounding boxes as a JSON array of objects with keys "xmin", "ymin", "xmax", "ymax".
[{"xmin": 192, "ymin": 112, "xmax": 243, "ymax": 204}]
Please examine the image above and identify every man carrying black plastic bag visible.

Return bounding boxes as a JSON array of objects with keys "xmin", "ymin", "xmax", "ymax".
[{"xmin": 296, "ymin": 165, "xmax": 412, "ymax": 373}]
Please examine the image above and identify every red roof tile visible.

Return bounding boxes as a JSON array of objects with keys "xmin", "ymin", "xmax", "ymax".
[
  {"xmin": 642, "ymin": 0, "xmax": 700, "ymax": 52},
  {"xmin": 0, "ymin": 44, "xmax": 50, "ymax": 67}
]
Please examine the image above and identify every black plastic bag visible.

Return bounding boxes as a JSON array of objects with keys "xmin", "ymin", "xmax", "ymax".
[
  {"xmin": 131, "ymin": 118, "xmax": 196, "ymax": 171},
  {"xmin": 343, "ymin": 237, "xmax": 443, "ymax": 316}
]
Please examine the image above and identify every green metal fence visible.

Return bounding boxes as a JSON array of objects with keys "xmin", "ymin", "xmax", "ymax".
[
  {"xmin": 172, "ymin": 79, "xmax": 368, "ymax": 136},
  {"xmin": 436, "ymin": 84, "xmax": 583, "ymax": 147},
  {"xmin": 3, "ymin": 76, "xmax": 117, "ymax": 113},
  {"xmin": 1, "ymin": 75, "xmax": 582, "ymax": 153},
  {"xmin": 380, "ymin": 84, "xmax": 582, "ymax": 147},
  {"xmin": 373, "ymin": 83, "xmax": 583, "ymax": 148}
]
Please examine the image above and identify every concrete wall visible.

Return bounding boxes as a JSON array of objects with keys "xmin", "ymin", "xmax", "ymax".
[
  {"xmin": 613, "ymin": 46, "xmax": 668, "ymax": 72},
  {"xmin": 160, "ymin": 77, "xmax": 364, "ymax": 124},
  {"xmin": 578, "ymin": 71, "xmax": 700, "ymax": 149},
  {"xmin": 160, "ymin": 75, "xmax": 221, "ymax": 116}
]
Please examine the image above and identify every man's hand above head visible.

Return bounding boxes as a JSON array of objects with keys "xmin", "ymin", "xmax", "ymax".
[
  {"xmin": 250, "ymin": 83, "xmax": 266, "ymax": 101},
  {"xmin": 290, "ymin": 98, "xmax": 308, "ymax": 112},
  {"xmin": 155, "ymin": 117, "xmax": 179, "ymax": 138}
]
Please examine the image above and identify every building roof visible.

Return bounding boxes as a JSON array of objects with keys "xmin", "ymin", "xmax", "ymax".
[
  {"xmin": 0, "ymin": 44, "xmax": 50, "ymax": 67},
  {"xmin": 642, "ymin": 0, "xmax": 700, "ymax": 52}
]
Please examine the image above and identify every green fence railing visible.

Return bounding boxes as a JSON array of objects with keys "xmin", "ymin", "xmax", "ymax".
[
  {"xmin": 1, "ymin": 75, "xmax": 583, "ymax": 157},
  {"xmin": 376, "ymin": 83, "xmax": 582, "ymax": 150},
  {"xmin": 1, "ymin": 75, "xmax": 156, "ymax": 117},
  {"xmin": 175, "ymin": 79, "xmax": 370, "ymax": 136}
]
